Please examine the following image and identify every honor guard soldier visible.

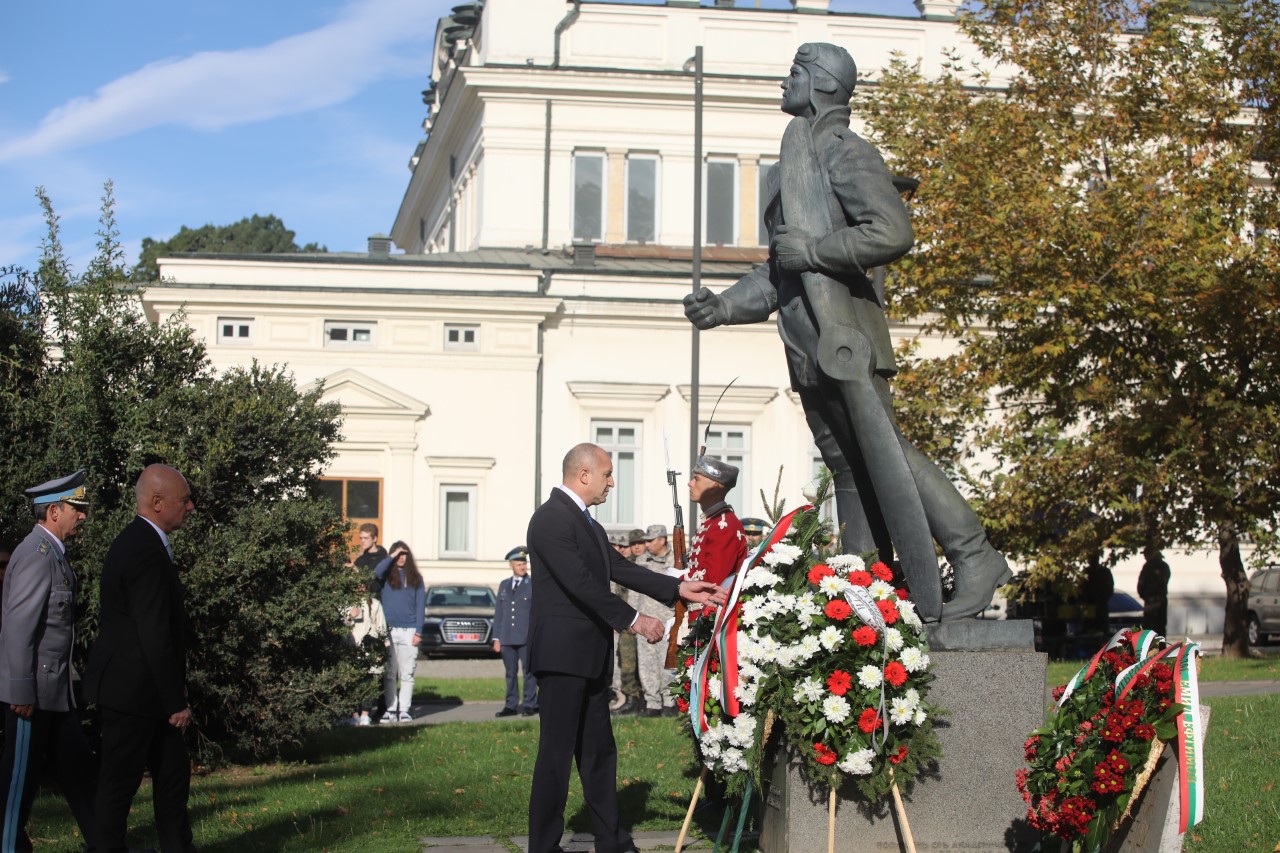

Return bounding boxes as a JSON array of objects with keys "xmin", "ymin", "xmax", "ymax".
[
  {"xmin": 493, "ymin": 547, "xmax": 539, "ymax": 717},
  {"xmin": 741, "ymin": 518, "xmax": 766, "ymax": 551},
  {"xmin": 0, "ymin": 470, "xmax": 100, "ymax": 852},
  {"xmin": 685, "ymin": 455, "xmax": 749, "ymax": 619}
]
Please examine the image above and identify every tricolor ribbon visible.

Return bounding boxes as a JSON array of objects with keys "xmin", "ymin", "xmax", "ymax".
[{"xmin": 689, "ymin": 505, "xmax": 812, "ymax": 738}]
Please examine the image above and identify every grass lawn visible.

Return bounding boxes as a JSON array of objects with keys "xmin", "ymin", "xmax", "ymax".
[
  {"xmin": 415, "ymin": 676, "xmax": 506, "ymax": 703},
  {"xmin": 24, "ymin": 672, "xmax": 1278, "ymax": 852},
  {"xmin": 1045, "ymin": 651, "xmax": 1278, "ymax": 689}
]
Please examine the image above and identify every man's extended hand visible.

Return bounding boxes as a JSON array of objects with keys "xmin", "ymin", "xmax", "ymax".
[
  {"xmin": 683, "ymin": 287, "xmax": 727, "ymax": 330},
  {"xmin": 630, "ymin": 613, "xmax": 665, "ymax": 644},
  {"xmin": 9, "ymin": 703, "xmax": 34, "ymax": 719},
  {"xmin": 772, "ymin": 224, "xmax": 820, "ymax": 272},
  {"xmin": 678, "ymin": 580, "xmax": 729, "ymax": 608}
]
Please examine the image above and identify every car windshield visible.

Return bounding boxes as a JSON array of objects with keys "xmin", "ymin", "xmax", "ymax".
[
  {"xmin": 1109, "ymin": 592, "xmax": 1143, "ymax": 612},
  {"xmin": 427, "ymin": 586, "xmax": 496, "ymax": 607}
]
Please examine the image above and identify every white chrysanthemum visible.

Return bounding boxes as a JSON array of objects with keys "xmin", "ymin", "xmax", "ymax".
[
  {"xmin": 738, "ymin": 636, "xmax": 763, "ymax": 663},
  {"xmin": 857, "ymin": 664, "xmax": 883, "ymax": 689},
  {"xmin": 735, "ymin": 682, "xmax": 759, "ymax": 707},
  {"xmin": 762, "ymin": 542, "xmax": 804, "ymax": 567},
  {"xmin": 818, "ymin": 575, "xmax": 848, "ymax": 597},
  {"xmin": 890, "ymin": 697, "xmax": 915, "ymax": 726},
  {"xmin": 740, "ymin": 599, "xmax": 763, "ymax": 624},
  {"xmin": 734, "ymin": 713, "xmax": 757, "ymax": 736},
  {"xmin": 904, "ymin": 688, "xmax": 921, "ymax": 709},
  {"xmin": 827, "ymin": 554, "xmax": 866, "ymax": 574},
  {"xmin": 897, "ymin": 599, "xmax": 923, "ymax": 629},
  {"xmin": 819, "ymin": 626, "xmax": 844, "ymax": 651},
  {"xmin": 798, "ymin": 634, "xmax": 822, "ymax": 659},
  {"xmin": 700, "ymin": 738, "xmax": 722, "ymax": 760},
  {"xmin": 885, "ymin": 627, "xmax": 904, "ymax": 651},
  {"xmin": 821, "ymin": 694, "xmax": 851, "ymax": 724},
  {"xmin": 869, "ymin": 579, "xmax": 896, "ymax": 600},
  {"xmin": 794, "ymin": 676, "xmax": 824, "ymax": 703},
  {"xmin": 739, "ymin": 662, "xmax": 763, "ymax": 682},
  {"xmin": 838, "ymin": 748, "xmax": 876, "ymax": 776},
  {"xmin": 744, "ymin": 568, "xmax": 783, "ymax": 589},
  {"xmin": 913, "ymin": 707, "xmax": 927, "ymax": 726},
  {"xmin": 708, "ymin": 675, "xmax": 722, "ymax": 699},
  {"xmin": 900, "ymin": 646, "xmax": 930, "ymax": 673},
  {"xmin": 722, "ymin": 747, "xmax": 747, "ymax": 773},
  {"xmin": 776, "ymin": 593, "xmax": 798, "ymax": 612}
]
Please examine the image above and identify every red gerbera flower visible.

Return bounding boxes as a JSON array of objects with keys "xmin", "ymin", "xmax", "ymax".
[
  {"xmin": 813, "ymin": 742, "xmax": 838, "ymax": 765},
  {"xmin": 852, "ymin": 625, "xmax": 877, "ymax": 646},
  {"xmin": 896, "ymin": 588, "xmax": 909, "ymax": 600},
  {"xmin": 858, "ymin": 708, "xmax": 881, "ymax": 733},
  {"xmin": 1133, "ymin": 723, "xmax": 1156, "ymax": 741},
  {"xmin": 888, "ymin": 745, "xmax": 908, "ymax": 764},
  {"xmin": 871, "ymin": 561, "xmax": 894, "ymax": 582},
  {"xmin": 884, "ymin": 661, "xmax": 908, "ymax": 687},
  {"xmin": 826, "ymin": 669, "xmax": 853, "ymax": 696},
  {"xmin": 876, "ymin": 599, "xmax": 900, "ymax": 625},
  {"xmin": 676, "ymin": 697, "xmax": 689, "ymax": 713},
  {"xmin": 848, "ymin": 570, "xmax": 873, "ymax": 587},
  {"xmin": 807, "ymin": 564, "xmax": 835, "ymax": 586},
  {"xmin": 824, "ymin": 599, "xmax": 852, "ymax": 621},
  {"xmin": 684, "ymin": 655, "xmax": 695, "ymax": 669}
]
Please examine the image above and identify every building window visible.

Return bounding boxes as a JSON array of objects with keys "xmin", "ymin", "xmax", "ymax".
[
  {"xmin": 573, "ymin": 152, "xmax": 605, "ymax": 242},
  {"xmin": 316, "ymin": 477, "xmax": 382, "ymax": 550},
  {"xmin": 592, "ymin": 420, "xmax": 640, "ymax": 526},
  {"xmin": 217, "ymin": 317, "xmax": 254, "ymax": 345},
  {"xmin": 758, "ymin": 158, "xmax": 778, "ymax": 246},
  {"xmin": 324, "ymin": 321, "xmax": 375, "ymax": 347},
  {"xmin": 626, "ymin": 154, "xmax": 658, "ymax": 243},
  {"xmin": 440, "ymin": 484, "xmax": 477, "ymax": 558},
  {"xmin": 444, "ymin": 323, "xmax": 479, "ymax": 351},
  {"xmin": 705, "ymin": 158, "xmax": 738, "ymax": 247},
  {"xmin": 701, "ymin": 424, "xmax": 749, "ymax": 514},
  {"xmin": 810, "ymin": 451, "xmax": 837, "ymax": 528}
]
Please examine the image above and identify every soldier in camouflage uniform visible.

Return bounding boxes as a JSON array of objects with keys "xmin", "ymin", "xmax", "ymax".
[{"xmin": 637, "ymin": 524, "xmax": 679, "ymax": 716}]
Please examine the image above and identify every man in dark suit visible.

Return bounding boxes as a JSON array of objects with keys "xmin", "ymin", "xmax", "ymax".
[
  {"xmin": 526, "ymin": 443, "xmax": 726, "ymax": 853},
  {"xmin": 493, "ymin": 546, "xmax": 537, "ymax": 717},
  {"xmin": 85, "ymin": 464, "xmax": 197, "ymax": 853}
]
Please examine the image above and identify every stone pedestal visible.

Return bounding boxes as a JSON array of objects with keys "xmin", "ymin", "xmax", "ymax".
[{"xmin": 760, "ymin": 620, "xmax": 1046, "ymax": 853}]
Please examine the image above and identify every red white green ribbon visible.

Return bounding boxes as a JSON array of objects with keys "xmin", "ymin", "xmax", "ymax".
[
  {"xmin": 688, "ymin": 505, "xmax": 811, "ymax": 737},
  {"xmin": 1171, "ymin": 642, "xmax": 1204, "ymax": 832}
]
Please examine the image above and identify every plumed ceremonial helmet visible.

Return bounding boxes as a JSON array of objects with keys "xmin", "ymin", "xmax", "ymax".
[{"xmin": 794, "ymin": 42, "xmax": 858, "ymax": 101}]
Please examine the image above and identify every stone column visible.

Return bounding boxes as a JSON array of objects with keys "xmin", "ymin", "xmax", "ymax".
[
  {"xmin": 740, "ymin": 155, "xmax": 760, "ymax": 248},
  {"xmin": 606, "ymin": 148, "xmax": 627, "ymax": 243}
]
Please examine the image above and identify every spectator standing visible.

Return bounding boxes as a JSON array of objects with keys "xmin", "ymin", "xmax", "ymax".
[
  {"xmin": 610, "ymin": 530, "xmax": 648, "ymax": 715},
  {"xmin": 1080, "ymin": 554, "xmax": 1114, "ymax": 636},
  {"xmin": 86, "ymin": 463, "xmax": 198, "ymax": 853},
  {"xmin": 352, "ymin": 522, "xmax": 388, "ymax": 595},
  {"xmin": 0, "ymin": 470, "xmax": 99, "ymax": 853},
  {"xmin": 638, "ymin": 524, "xmax": 679, "ymax": 716},
  {"xmin": 1138, "ymin": 547, "xmax": 1171, "ymax": 636},
  {"xmin": 374, "ymin": 542, "xmax": 427, "ymax": 723},
  {"xmin": 346, "ymin": 580, "xmax": 387, "ymax": 726},
  {"xmin": 493, "ymin": 547, "xmax": 538, "ymax": 717},
  {"xmin": 741, "ymin": 518, "xmax": 766, "ymax": 552}
]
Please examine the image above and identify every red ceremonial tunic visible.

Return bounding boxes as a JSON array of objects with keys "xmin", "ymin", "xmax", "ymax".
[{"xmin": 684, "ymin": 501, "xmax": 748, "ymax": 620}]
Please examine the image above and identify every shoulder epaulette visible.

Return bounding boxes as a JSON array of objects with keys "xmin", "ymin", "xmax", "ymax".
[{"xmin": 36, "ymin": 539, "xmax": 51, "ymax": 556}]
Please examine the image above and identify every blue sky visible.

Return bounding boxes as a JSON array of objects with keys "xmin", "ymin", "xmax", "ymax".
[{"xmin": 0, "ymin": 0, "xmax": 917, "ymax": 274}]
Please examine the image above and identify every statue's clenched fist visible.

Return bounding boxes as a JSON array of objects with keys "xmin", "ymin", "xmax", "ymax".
[
  {"xmin": 772, "ymin": 224, "xmax": 820, "ymax": 272},
  {"xmin": 683, "ymin": 287, "xmax": 727, "ymax": 329}
]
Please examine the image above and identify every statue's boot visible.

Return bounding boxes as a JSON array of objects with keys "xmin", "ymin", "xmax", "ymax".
[{"xmin": 900, "ymin": 444, "xmax": 1013, "ymax": 619}]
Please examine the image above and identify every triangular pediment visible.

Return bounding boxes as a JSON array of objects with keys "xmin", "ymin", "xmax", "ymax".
[{"xmin": 317, "ymin": 369, "xmax": 430, "ymax": 419}]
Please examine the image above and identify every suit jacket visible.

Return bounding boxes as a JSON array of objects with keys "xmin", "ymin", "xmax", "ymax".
[
  {"xmin": 526, "ymin": 488, "xmax": 679, "ymax": 679},
  {"xmin": 493, "ymin": 575, "xmax": 534, "ymax": 645},
  {"xmin": 716, "ymin": 108, "xmax": 914, "ymax": 388},
  {"xmin": 84, "ymin": 516, "xmax": 188, "ymax": 718},
  {"xmin": 0, "ymin": 525, "xmax": 80, "ymax": 710}
]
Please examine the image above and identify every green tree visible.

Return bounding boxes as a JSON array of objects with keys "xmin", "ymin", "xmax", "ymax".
[
  {"xmin": 0, "ymin": 185, "xmax": 372, "ymax": 756},
  {"xmin": 862, "ymin": 0, "xmax": 1280, "ymax": 655},
  {"xmin": 131, "ymin": 213, "xmax": 326, "ymax": 282}
]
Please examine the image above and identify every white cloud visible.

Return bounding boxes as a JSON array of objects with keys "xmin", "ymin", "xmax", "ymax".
[
  {"xmin": 0, "ymin": 70, "xmax": 10, "ymax": 86},
  {"xmin": 0, "ymin": 0, "xmax": 435, "ymax": 163}
]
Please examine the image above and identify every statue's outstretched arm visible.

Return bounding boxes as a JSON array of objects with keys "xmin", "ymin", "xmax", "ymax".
[{"xmin": 683, "ymin": 261, "xmax": 779, "ymax": 329}]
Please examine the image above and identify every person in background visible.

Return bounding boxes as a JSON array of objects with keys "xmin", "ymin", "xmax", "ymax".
[
  {"xmin": 613, "ymin": 530, "xmax": 648, "ymax": 715},
  {"xmin": 345, "ymin": 576, "xmax": 387, "ymax": 726},
  {"xmin": 627, "ymin": 529, "xmax": 647, "ymax": 563},
  {"xmin": 352, "ymin": 522, "xmax": 388, "ymax": 595},
  {"xmin": 493, "ymin": 547, "xmax": 538, "ymax": 717},
  {"xmin": 741, "ymin": 518, "xmax": 766, "ymax": 552},
  {"xmin": 638, "ymin": 524, "xmax": 679, "ymax": 717},
  {"xmin": 1138, "ymin": 547, "xmax": 1171, "ymax": 636},
  {"xmin": 1080, "ymin": 553, "xmax": 1114, "ymax": 637},
  {"xmin": 374, "ymin": 542, "xmax": 427, "ymax": 723},
  {"xmin": 0, "ymin": 470, "xmax": 99, "ymax": 853}
]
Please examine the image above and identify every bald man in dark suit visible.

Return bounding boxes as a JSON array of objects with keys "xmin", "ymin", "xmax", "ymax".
[{"xmin": 525, "ymin": 443, "xmax": 725, "ymax": 853}]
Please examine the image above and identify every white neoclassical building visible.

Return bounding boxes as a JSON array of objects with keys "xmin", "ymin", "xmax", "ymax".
[{"xmin": 144, "ymin": 0, "xmax": 1228, "ymax": 634}]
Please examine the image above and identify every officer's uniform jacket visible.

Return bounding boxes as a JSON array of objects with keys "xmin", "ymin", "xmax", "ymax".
[
  {"xmin": 637, "ymin": 547, "xmax": 676, "ymax": 620},
  {"xmin": 684, "ymin": 502, "xmax": 748, "ymax": 620},
  {"xmin": 493, "ymin": 575, "xmax": 533, "ymax": 646},
  {"xmin": 0, "ymin": 524, "xmax": 79, "ymax": 711},
  {"xmin": 715, "ymin": 107, "xmax": 914, "ymax": 389}
]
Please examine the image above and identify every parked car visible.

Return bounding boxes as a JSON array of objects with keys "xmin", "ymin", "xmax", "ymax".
[
  {"xmin": 1106, "ymin": 592, "xmax": 1145, "ymax": 636},
  {"xmin": 420, "ymin": 585, "xmax": 499, "ymax": 657},
  {"xmin": 1247, "ymin": 566, "xmax": 1280, "ymax": 647}
]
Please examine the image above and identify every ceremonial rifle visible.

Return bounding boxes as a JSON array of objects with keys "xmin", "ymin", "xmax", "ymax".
[{"xmin": 663, "ymin": 430, "xmax": 688, "ymax": 668}]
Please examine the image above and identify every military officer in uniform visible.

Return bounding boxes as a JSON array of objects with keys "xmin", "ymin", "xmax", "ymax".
[
  {"xmin": 685, "ymin": 456, "xmax": 750, "ymax": 615},
  {"xmin": 741, "ymin": 518, "xmax": 766, "ymax": 552},
  {"xmin": 0, "ymin": 470, "xmax": 100, "ymax": 853},
  {"xmin": 493, "ymin": 547, "xmax": 538, "ymax": 717},
  {"xmin": 637, "ymin": 525, "xmax": 679, "ymax": 716}
]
